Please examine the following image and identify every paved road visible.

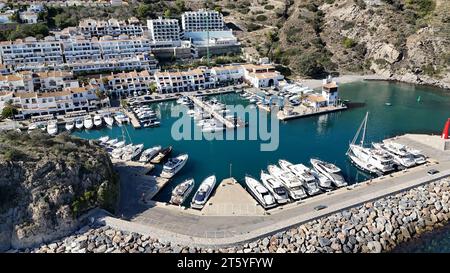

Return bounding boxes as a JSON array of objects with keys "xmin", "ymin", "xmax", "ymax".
[{"xmin": 102, "ymin": 158, "xmax": 450, "ymax": 247}]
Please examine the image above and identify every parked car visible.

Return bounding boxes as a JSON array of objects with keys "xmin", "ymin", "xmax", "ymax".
[{"xmin": 427, "ymin": 169, "xmax": 439, "ymax": 175}]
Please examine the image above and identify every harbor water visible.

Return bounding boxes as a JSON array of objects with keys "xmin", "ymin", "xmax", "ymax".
[{"xmin": 73, "ymin": 80, "xmax": 450, "ymax": 201}]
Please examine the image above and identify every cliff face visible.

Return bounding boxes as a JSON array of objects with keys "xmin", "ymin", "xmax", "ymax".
[
  {"xmin": 0, "ymin": 131, "xmax": 118, "ymax": 251},
  {"xmin": 217, "ymin": 0, "xmax": 449, "ymax": 88}
]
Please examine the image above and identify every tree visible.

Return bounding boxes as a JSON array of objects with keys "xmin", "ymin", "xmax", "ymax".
[
  {"xmin": 175, "ymin": 0, "xmax": 186, "ymax": 13},
  {"xmin": 164, "ymin": 9, "xmax": 172, "ymax": 18},
  {"xmin": 149, "ymin": 82, "xmax": 157, "ymax": 94},
  {"xmin": 1, "ymin": 100, "xmax": 18, "ymax": 119},
  {"xmin": 120, "ymin": 99, "xmax": 128, "ymax": 109},
  {"xmin": 95, "ymin": 89, "xmax": 107, "ymax": 100},
  {"xmin": 136, "ymin": 4, "xmax": 151, "ymax": 20},
  {"xmin": 9, "ymin": 11, "xmax": 21, "ymax": 23}
]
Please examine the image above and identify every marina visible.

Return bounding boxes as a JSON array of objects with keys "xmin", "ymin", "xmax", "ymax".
[{"xmin": 71, "ymin": 81, "xmax": 450, "ymax": 207}]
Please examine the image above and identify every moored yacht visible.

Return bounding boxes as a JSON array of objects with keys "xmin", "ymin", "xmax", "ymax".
[
  {"xmin": 383, "ymin": 141, "xmax": 426, "ymax": 165},
  {"xmin": 191, "ymin": 175, "xmax": 216, "ymax": 209},
  {"xmin": 83, "ymin": 115, "xmax": 93, "ymax": 130},
  {"xmin": 160, "ymin": 154, "xmax": 188, "ymax": 178},
  {"xmin": 279, "ymin": 160, "xmax": 321, "ymax": 196},
  {"xmin": 260, "ymin": 171, "xmax": 289, "ymax": 204},
  {"xmin": 138, "ymin": 145, "xmax": 162, "ymax": 162},
  {"xmin": 65, "ymin": 120, "xmax": 74, "ymax": 131},
  {"xmin": 98, "ymin": 136, "xmax": 109, "ymax": 145},
  {"xmin": 93, "ymin": 115, "xmax": 103, "ymax": 127},
  {"xmin": 245, "ymin": 176, "xmax": 276, "ymax": 209},
  {"xmin": 170, "ymin": 179, "xmax": 195, "ymax": 206},
  {"xmin": 106, "ymin": 138, "xmax": 118, "ymax": 147},
  {"xmin": 268, "ymin": 165, "xmax": 307, "ymax": 200},
  {"xmin": 122, "ymin": 144, "xmax": 144, "ymax": 161},
  {"xmin": 310, "ymin": 158, "xmax": 347, "ymax": 187},
  {"xmin": 75, "ymin": 118, "xmax": 84, "ymax": 130},
  {"xmin": 111, "ymin": 144, "xmax": 131, "ymax": 159},
  {"xmin": 46, "ymin": 120, "xmax": 58, "ymax": 136},
  {"xmin": 373, "ymin": 142, "xmax": 415, "ymax": 168},
  {"xmin": 104, "ymin": 114, "xmax": 114, "ymax": 127},
  {"xmin": 113, "ymin": 140, "xmax": 126, "ymax": 148}
]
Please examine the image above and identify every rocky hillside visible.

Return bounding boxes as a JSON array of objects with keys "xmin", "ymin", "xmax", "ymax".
[
  {"xmin": 213, "ymin": 0, "xmax": 449, "ymax": 88},
  {"xmin": 0, "ymin": 131, "xmax": 118, "ymax": 251}
]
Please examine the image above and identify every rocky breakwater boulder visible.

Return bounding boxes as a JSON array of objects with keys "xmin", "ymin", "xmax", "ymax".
[{"xmin": 0, "ymin": 131, "xmax": 118, "ymax": 251}]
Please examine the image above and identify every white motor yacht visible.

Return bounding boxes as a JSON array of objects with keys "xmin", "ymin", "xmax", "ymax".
[
  {"xmin": 191, "ymin": 175, "xmax": 216, "ymax": 209},
  {"xmin": 122, "ymin": 144, "xmax": 144, "ymax": 161},
  {"xmin": 372, "ymin": 142, "xmax": 415, "ymax": 168},
  {"xmin": 310, "ymin": 158, "xmax": 347, "ymax": 187},
  {"xmin": 160, "ymin": 154, "xmax": 189, "ymax": 178},
  {"xmin": 98, "ymin": 136, "xmax": 109, "ymax": 144},
  {"xmin": 75, "ymin": 118, "xmax": 84, "ymax": 130},
  {"xmin": 65, "ymin": 120, "xmax": 74, "ymax": 131},
  {"xmin": 278, "ymin": 160, "xmax": 321, "ymax": 196},
  {"xmin": 104, "ymin": 115, "xmax": 114, "ymax": 127},
  {"xmin": 93, "ymin": 115, "xmax": 103, "ymax": 127},
  {"xmin": 83, "ymin": 115, "xmax": 93, "ymax": 129},
  {"xmin": 245, "ymin": 176, "xmax": 276, "ymax": 209},
  {"xmin": 113, "ymin": 140, "xmax": 126, "ymax": 148},
  {"xmin": 268, "ymin": 165, "xmax": 307, "ymax": 200},
  {"xmin": 110, "ymin": 144, "xmax": 132, "ymax": 159},
  {"xmin": 170, "ymin": 179, "xmax": 195, "ymax": 206},
  {"xmin": 106, "ymin": 138, "xmax": 118, "ymax": 147},
  {"xmin": 260, "ymin": 171, "xmax": 289, "ymax": 204},
  {"xmin": 46, "ymin": 120, "xmax": 58, "ymax": 136},
  {"xmin": 138, "ymin": 146, "xmax": 162, "ymax": 162}
]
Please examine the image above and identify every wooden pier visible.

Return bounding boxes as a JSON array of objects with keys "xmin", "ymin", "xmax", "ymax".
[
  {"xmin": 123, "ymin": 109, "xmax": 141, "ymax": 129},
  {"xmin": 188, "ymin": 95, "xmax": 240, "ymax": 129}
]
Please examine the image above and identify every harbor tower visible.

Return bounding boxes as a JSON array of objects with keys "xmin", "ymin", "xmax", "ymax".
[{"xmin": 321, "ymin": 75, "xmax": 339, "ymax": 106}]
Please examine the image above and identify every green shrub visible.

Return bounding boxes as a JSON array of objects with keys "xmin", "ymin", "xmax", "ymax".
[
  {"xmin": 264, "ymin": 4, "xmax": 275, "ymax": 10},
  {"xmin": 256, "ymin": 14, "xmax": 267, "ymax": 21},
  {"xmin": 343, "ymin": 37, "xmax": 357, "ymax": 48}
]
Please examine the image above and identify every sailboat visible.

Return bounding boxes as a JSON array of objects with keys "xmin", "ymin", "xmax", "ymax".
[{"xmin": 346, "ymin": 112, "xmax": 395, "ymax": 175}]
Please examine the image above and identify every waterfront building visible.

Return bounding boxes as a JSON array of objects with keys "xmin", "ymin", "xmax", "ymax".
[
  {"xmin": 103, "ymin": 70, "xmax": 153, "ymax": 97},
  {"xmin": 154, "ymin": 68, "xmax": 214, "ymax": 93},
  {"xmin": 0, "ymin": 9, "xmax": 16, "ymax": 24},
  {"xmin": 242, "ymin": 64, "xmax": 284, "ymax": 88},
  {"xmin": 304, "ymin": 94, "xmax": 328, "ymax": 109},
  {"xmin": 322, "ymin": 76, "xmax": 339, "ymax": 106},
  {"xmin": 0, "ymin": 85, "xmax": 102, "ymax": 118},
  {"xmin": 147, "ymin": 17, "xmax": 182, "ymax": 47},
  {"xmin": 210, "ymin": 65, "xmax": 244, "ymax": 84},
  {"xmin": 0, "ymin": 37, "xmax": 64, "ymax": 70},
  {"xmin": 34, "ymin": 71, "xmax": 79, "ymax": 92},
  {"xmin": 96, "ymin": 35, "xmax": 151, "ymax": 60},
  {"xmin": 0, "ymin": 72, "xmax": 34, "ymax": 93}
]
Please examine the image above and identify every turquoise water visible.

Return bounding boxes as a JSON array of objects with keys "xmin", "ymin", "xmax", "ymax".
[
  {"xmin": 393, "ymin": 224, "xmax": 450, "ymax": 253},
  {"xmin": 73, "ymin": 81, "xmax": 450, "ymax": 202}
]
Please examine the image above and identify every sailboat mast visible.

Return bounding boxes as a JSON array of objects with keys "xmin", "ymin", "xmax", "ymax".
[{"xmin": 360, "ymin": 112, "xmax": 368, "ymax": 146}]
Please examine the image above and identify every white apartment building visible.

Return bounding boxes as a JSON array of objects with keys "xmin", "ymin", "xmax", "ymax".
[
  {"xmin": 147, "ymin": 17, "xmax": 181, "ymax": 47},
  {"xmin": 0, "ymin": 37, "xmax": 64, "ymax": 70},
  {"xmin": 96, "ymin": 35, "xmax": 151, "ymax": 60},
  {"xmin": 181, "ymin": 10, "xmax": 224, "ymax": 32},
  {"xmin": 154, "ymin": 68, "xmax": 214, "ymax": 93},
  {"xmin": 78, "ymin": 17, "xmax": 144, "ymax": 38},
  {"xmin": 62, "ymin": 36, "xmax": 102, "ymax": 63},
  {"xmin": 1, "ymin": 85, "xmax": 100, "ymax": 118},
  {"xmin": 242, "ymin": 64, "xmax": 284, "ymax": 88},
  {"xmin": 103, "ymin": 70, "xmax": 153, "ymax": 97},
  {"xmin": 210, "ymin": 65, "xmax": 244, "ymax": 83},
  {"xmin": 0, "ymin": 71, "xmax": 78, "ymax": 93},
  {"xmin": 0, "ymin": 64, "xmax": 10, "ymax": 75}
]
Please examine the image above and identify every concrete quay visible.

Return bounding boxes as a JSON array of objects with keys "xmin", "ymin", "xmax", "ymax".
[
  {"xmin": 278, "ymin": 104, "xmax": 348, "ymax": 121},
  {"xmin": 106, "ymin": 134, "xmax": 450, "ymax": 247}
]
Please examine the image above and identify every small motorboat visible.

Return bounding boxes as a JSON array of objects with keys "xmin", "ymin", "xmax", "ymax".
[
  {"xmin": 46, "ymin": 120, "xmax": 58, "ymax": 136},
  {"xmin": 122, "ymin": 144, "xmax": 144, "ymax": 161},
  {"xmin": 98, "ymin": 136, "xmax": 110, "ymax": 144},
  {"xmin": 245, "ymin": 176, "xmax": 276, "ymax": 209},
  {"xmin": 106, "ymin": 138, "xmax": 118, "ymax": 147},
  {"xmin": 104, "ymin": 115, "xmax": 114, "ymax": 127},
  {"xmin": 385, "ymin": 102, "xmax": 392, "ymax": 106},
  {"xmin": 160, "ymin": 154, "xmax": 188, "ymax": 178},
  {"xmin": 113, "ymin": 140, "xmax": 126, "ymax": 149}
]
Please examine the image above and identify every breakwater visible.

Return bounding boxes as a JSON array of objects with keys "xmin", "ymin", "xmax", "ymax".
[{"xmin": 17, "ymin": 177, "xmax": 450, "ymax": 253}]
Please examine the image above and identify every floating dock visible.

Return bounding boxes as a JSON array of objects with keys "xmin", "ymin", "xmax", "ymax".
[
  {"xmin": 188, "ymin": 95, "xmax": 243, "ymax": 129},
  {"xmin": 123, "ymin": 109, "xmax": 141, "ymax": 129}
]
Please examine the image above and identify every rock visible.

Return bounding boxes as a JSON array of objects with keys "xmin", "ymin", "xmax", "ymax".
[
  {"xmin": 124, "ymin": 235, "xmax": 134, "ymax": 244},
  {"xmin": 276, "ymin": 248, "xmax": 286, "ymax": 253},
  {"xmin": 318, "ymin": 237, "xmax": 331, "ymax": 247},
  {"xmin": 262, "ymin": 238, "xmax": 270, "ymax": 247},
  {"xmin": 249, "ymin": 242, "xmax": 257, "ymax": 249},
  {"xmin": 94, "ymin": 245, "xmax": 107, "ymax": 253},
  {"xmin": 367, "ymin": 241, "xmax": 382, "ymax": 253},
  {"xmin": 243, "ymin": 248, "xmax": 252, "ymax": 253},
  {"xmin": 330, "ymin": 242, "xmax": 341, "ymax": 252}
]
